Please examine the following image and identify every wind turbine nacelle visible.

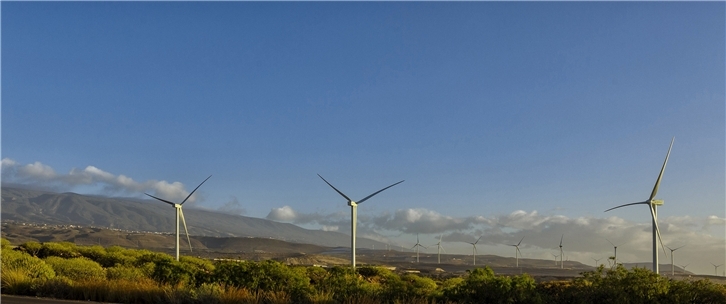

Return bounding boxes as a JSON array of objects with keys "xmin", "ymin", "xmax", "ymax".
[
  {"xmin": 348, "ymin": 201, "xmax": 357, "ymax": 207},
  {"xmin": 651, "ymin": 199, "xmax": 664, "ymax": 206}
]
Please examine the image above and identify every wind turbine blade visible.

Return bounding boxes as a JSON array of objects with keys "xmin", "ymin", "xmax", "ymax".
[
  {"xmin": 604, "ymin": 201, "xmax": 649, "ymax": 212},
  {"xmin": 179, "ymin": 208, "xmax": 192, "ymax": 252},
  {"xmin": 474, "ymin": 236, "xmax": 482, "ymax": 245},
  {"xmin": 180, "ymin": 175, "xmax": 212, "ymax": 205},
  {"xmin": 357, "ymin": 180, "xmax": 405, "ymax": 204},
  {"xmin": 649, "ymin": 204, "xmax": 666, "ymax": 256},
  {"xmin": 145, "ymin": 193, "xmax": 176, "ymax": 206},
  {"xmin": 559, "ymin": 234, "xmax": 563, "ymax": 247},
  {"xmin": 517, "ymin": 236, "xmax": 524, "ymax": 246},
  {"xmin": 606, "ymin": 238, "xmax": 616, "ymax": 247},
  {"xmin": 673, "ymin": 244, "xmax": 686, "ymax": 251},
  {"xmin": 317, "ymin": 174, "xmax": 353, "ymax": 202},
  {"xmin": 649, "ymin": 137, "xmax": 674, "ymax": 201},
  {"xmin": 441, "ymin": 245, "xmax": 446, "ymax": 253}
]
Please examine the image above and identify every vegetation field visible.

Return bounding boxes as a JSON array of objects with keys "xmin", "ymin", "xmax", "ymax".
[{"xmin": 2, "ymin": 238, "xmax": 725, "ymax": 304}]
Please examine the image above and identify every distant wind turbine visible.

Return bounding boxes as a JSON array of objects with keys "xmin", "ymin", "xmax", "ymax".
[
  {"xmin": 711, "ymin": 263, "xmax": 722, "ymax": 276},
  {"xmin": 431, "ymin": 235, "xmax": 446, "ymax": 264},
  {"xmin": 318, "ymin": 174, "xmax": 404, "ymax": 269},
  {"xmin": 412, "ymin": 234, "xmax": 426, "ymax": 263},
  {"xmin": 606, "ymin": 238, "xmax": 620, "ymax": 266},
  {"xmin": 592, "ymin": 257, "xmax": 603, "ymax": 267},
  {"xmin": 680, "ymin": 263, "xmax": 689, "ymax": 274},
  {"xmin": 552, "ymin": 253, "xmax": 559, "ymax": 266},
  {"xmin": 509, "ymin": 237, "xmax": 524, "ymax": 267},
  {"xmin": 666, "ymin": 244, "xmax": 686, "ymax": 276},
  {"xmin": 145, "ymin": 175, "xmax": 211, "ymax": 261},
  {"xmin": 559, "ymin": 234, "xmax": 564, "ymax": 269},
  {"xmin": 467, "ymin": 236, "xmax": 482, "ymax": 265},
  {"xmin": 605, "ymin": 137, "xmax": 673, "ymax": 274}
]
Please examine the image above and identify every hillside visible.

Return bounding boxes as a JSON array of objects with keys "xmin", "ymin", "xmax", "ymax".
[{"xmin": 1, "ymin": 186, "xmax": 387, "ymax": 249}]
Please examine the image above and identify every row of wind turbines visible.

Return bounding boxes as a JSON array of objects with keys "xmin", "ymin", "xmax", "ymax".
[{"xmin": 146, "ymin": 138, "xmax": 688, "ymax": 276}]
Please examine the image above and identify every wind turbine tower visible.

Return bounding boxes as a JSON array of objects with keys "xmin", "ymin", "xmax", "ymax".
[
  {"xmin": 606, "ymin": 239, "xmax": 620, "ymax": 266},
  {"xmin": 467, "ymin": 236, "xmax": 482, "ymax": 265},
  {"xmin": 145, "ymin": 175, "xmax": 211, "ymax": 261},
  {"xmin": 605, "ymin": 137, "xmax": 673, "ymax": 274},
  {"xmin": 509, "ymin": 237, "xmax": 524, "ymax": 267},
  {"xmin": 666, "ymin": 245, "xmax": 685, "ymax": 276},
  {"xmin": 412, "ymin": 234, "xmax": 426, "ymax": 263},
  {"xmin": 711, "ymin": 263, "xmax": 722, "ymax": 276},
  {"xmin": 559, "ymin": 234, "xmax": 564, "ymax": 269},
  {"xmin": 432, "ymin": 235, "xmax": 446, "ymax": 264},
  {"xmin": 318, "ymin": 174, "xmax": 404, "ymax": 270}
]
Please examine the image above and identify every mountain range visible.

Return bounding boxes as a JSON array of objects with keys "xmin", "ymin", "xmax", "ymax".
[{"xmin": 1, "ymin": 186, "xmax": 388, "ymax": 249}]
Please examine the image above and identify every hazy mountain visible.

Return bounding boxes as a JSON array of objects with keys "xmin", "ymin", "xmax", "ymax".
[{"xmin": 1, "ymin": 186, "xmax": 386, "ymax": 248}]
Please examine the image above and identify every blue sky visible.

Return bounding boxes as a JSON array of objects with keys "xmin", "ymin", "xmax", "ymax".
[{"xmin": 2, "ymin": 2, "xmax": 724, "ymax": 275}]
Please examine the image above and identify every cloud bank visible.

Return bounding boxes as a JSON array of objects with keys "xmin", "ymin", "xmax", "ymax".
[{"xmin": 2, "ymin": 158, "xmax": 201, "ymax": 203}]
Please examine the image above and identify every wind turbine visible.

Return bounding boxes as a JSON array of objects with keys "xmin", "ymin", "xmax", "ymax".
[
  {"xmin": 412, "ymin": 234, "xmax": 426, "ymax": 263},
  {"xmin": 666, "ymin": 244, "xmax": 686, "ymax": 276},
  {"xmin": 711, "ymin": 263, "xmax": 722, "ymax": 276},
  {"xmin": 559, "ymin": 234, "xmax": 564, "ymax": 269},
  {"xmin": 318, "ymin": 174, "xmax": 404, "ymax": 269},
  {"xmin": 605, "ymin": 137, "xmax": 673, "ymax": 274},
  {"xmin": 431, "ymin": 235, "xmax": 446, "ymax": 264},
  {"xmin": 592, "ymin": 257, "xmax": 603, "ymax": 267},
  {"xmin": 680, "ymin": 263, "xmax": 689, "ymax": 274},
  {"xmin": 606, "ymin": 238, "xmax": 620, "ymax": 266},
  {"xmin": 145, "ymin": 175, "xmax": 211, "ymax": 261},
  {"xmin": 509, "ymin": 237, "xmax": 524, "ymax": 267},
  {"xmin": 552, "ymin": 253, "xmax": 559, "ymax": 266},
  {"xmin": 467, "ymin": 236, "xmax": 482, "ymax": 265}
]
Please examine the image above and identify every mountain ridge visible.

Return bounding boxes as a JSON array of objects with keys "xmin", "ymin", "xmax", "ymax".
[{"xmin": 1, "ymin": 186, "xmax": 387, "ymax": 249}]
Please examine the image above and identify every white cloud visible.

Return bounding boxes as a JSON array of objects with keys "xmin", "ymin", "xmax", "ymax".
[
  {"xmin": 218, "ymin": 196, "xmax": 247, "ymax": 215},
  {"xmin": 322, "ymin": 225, "xmax": 339, "ymax": 232},
  {"xmin": 267, "ymin": 206, "xmax": 298, "ymax": 222},
  {"xmin": 1, "ymin": 158, "xmax": 202, "ymax": 203}
]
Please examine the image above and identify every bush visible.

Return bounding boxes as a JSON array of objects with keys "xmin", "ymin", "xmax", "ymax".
[
  {"xmin": 1, "ymin": 249, "xmax": 56, "ymax": 296},
  {"xmin": 212, "ymin": 260, "xmax": 312, "ymax": 302},
  {"xmin": 1, "ymin": 237, "xmax": 12, "ymax": 249},
  {"xmin": 38, "ymin": 242, "xmax": 80, "ymax": 259},
  {"xmin": 2, "ymin": 249, "xmax": 56, "ymax": 280},
  {"xmin": 106, "ymin": 265, "xmax": 147, "ymax": 281},
  {"xmin": 17, "ymin": 241, "xmax": 43, "ymax": 257},
  {"xmin": 44, "ymin": 256, "xmax": 105, "ymax": 281}
]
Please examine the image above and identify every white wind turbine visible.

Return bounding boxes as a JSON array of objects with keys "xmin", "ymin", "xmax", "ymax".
[
  {"xmin": 592, "ymin": 257, "xmax": 603, "ymax": 267},
  {"xmin": 666, "ymin": 244, "xmax": 685, "ymax": 276},
  {"xmin": 431, "ymin": 235, "xmax": 446, "ymax": 264},
  {"xmin": 145, "ymin": 175, "xmax": 211, "ymax": 261},
  {"xmin": 711, "ymin": 263, "xmax": 722, "ymax": 276},
  {"xmin": 605, "ymin": 137, "xmax": 673, "ymax": 274},
  {"xmin": 317, "ymin": 174, "xmax": 404, "ymax": 269},
  {"xmin": 552, "ymin": 253, "xmax": 559, "ymax": 266},
  {"xmin": 680, "ymin": 263, "xmax": 689, "ymax": 274},
  {"xmin": 606, "ymin": 238, "xmax": 620, "ymax": 266},
  {"xmin": 412, "ymin": 234, "xmax": 426, "ymax": 263},
  {"xmin": 558, "ymin": 234, "xmax": 564, "ymax": 269},
  {"xmin": 509, "ymin": 237, "xmax": 524, "ymax": 267},
  {"xmin": 467, "ymin": 236, "xmax": 482, "ymax": 266}
]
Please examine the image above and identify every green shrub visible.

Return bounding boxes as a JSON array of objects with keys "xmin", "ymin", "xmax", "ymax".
[
  {"xmin": 1, "ymin": 249, "xmax": 56, "ymax": 296},
  {"xmin": 212, "ymin": 260, "xmax": 312, "ymax": 302},
  {"xmin": 106, "ymin": 265, "xmax": 147, "ymax": 281},
  {"xmin": 1, "ymin": 249, "xmax": 56, "ymax": 280},
  {"xmin": 17, "ymin": 241, "xmax": 43, "ymax": 257},
  {"xmin": 44, "ymin": 256, "xmax": 105, "ymax": 281},
  {"xmin": 1, "ymin": 237, "xmax": 12, "ymax": 249},
  {"xmin": 38, "ymin": 242, "xmax": 80, "ymax": 259}
]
